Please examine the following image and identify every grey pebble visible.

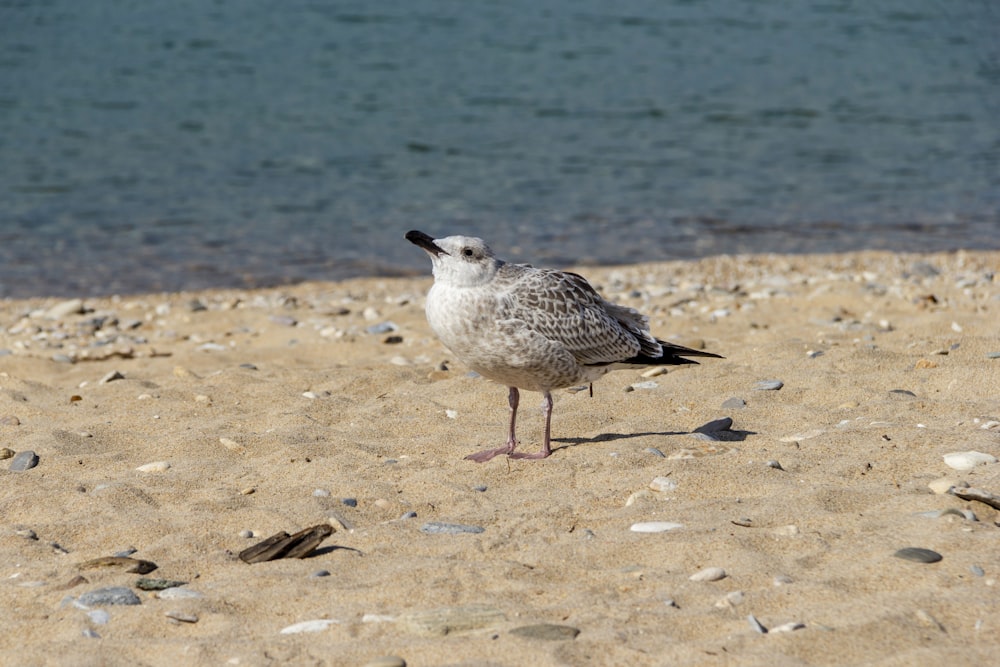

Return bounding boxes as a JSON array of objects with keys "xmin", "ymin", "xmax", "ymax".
[
  {"xmin": 78, "ymin": 586, "xmax": 141, "ymax": 606},
  {"xmin": 113, "ymin": 547, "xmax": 138, "ymax": 557},
  {"xmin": 0, "ymin": 349, "xmax": 12, "ymax": 356},
  {"xmin": 753, "ymin": 380, "xmax": 783, "ymax": 391},
  {"xmin": 894, "ymin": 547, "xmax": 942, "ymax": 564},
  {"xmin": 694, "ymin": 417, "xmax": 733, "ymax": 433},
  {"xmin": 310, "ymin": 570, "xmax": 331, "ymax": 578},
  {"xmin": 312, "ymin": 489, "xmax": 331, "ymax": 497},
  {"xmin": 400, "ymin": 511, "xmax": 418, "ymax": 520},
  {"xmin": 239, "ymin": 529, "xmax": 254, "ymax": 539},
  {"xmin": 15, "ymin": 528, "xmax": 38, "ymax": 540},
  {"xmin": 420, "ymin": 522, "xmax": 485, "ymax": 535},
  {"xmin": 765, "ymin": 460, "xmax": 784, "ymax": 470},
  {"xmin": 269, "ymin": 315, "xmax": 297, "ymax": 327},
  {"xmin": 510, "ymin": 624, "xmax": 581, "ymax": 640},
  {"xmin": 644, "ymin": 447, "xmax": 666, "ymax": 458},
  {"xmin": 362, "ymin": 656, "xmax": 407, "ymax": 667},
  {"xmin": 81, "ymin": 629, "xmax": 100, "ymax": 639},
  {"xmin": 239, "ymin": 363, "xmax": 259, "ymax": 370},
  {"xmin": 10, "ymin": 450, "xmax": 39, "ymax": 471},
  {"xmin": 889, "ymin": 389, "xmax": 917, "ymax": 397},
  {"xmin": 341, "ymin": 497, "xmax": 358, "ymax": 507},
  {"xmin": 188, "ymin": 299, "xmax": 208, "ymax": 312},
  {"xmin": 970, "ymin": 565, "xmax": 985, "ymax": 577},
  {"xmin": 471, "ymin": 484, "xmax": 488, "ymax": 492},
  {"xmin": 986, "ymin": 352, "xmax": 1000, "ymax": 359},
  {"xmin": 365, "ymin": 321, "xmax": 398, "ymax": 335},
  {"xmin": 52, "ymin": 354, "xmax": 75, "ymax": 364},
  {"xmin": 721, "ymin": 397, "xmax": 747, "ymax": 409}
]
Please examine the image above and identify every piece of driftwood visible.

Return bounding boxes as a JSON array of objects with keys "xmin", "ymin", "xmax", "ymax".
[
  {"xmin": 239, "ymin": 524, "xmax": 335, "ymax": 564},
  {"xmin": 952, "ymin": 486, "xmax": 1000, "ymax": 510}
]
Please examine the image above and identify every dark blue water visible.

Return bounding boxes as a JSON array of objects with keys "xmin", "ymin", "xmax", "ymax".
[{"xmin": 2, "ymin": 0, "xmax": 998, "ymax": 297}]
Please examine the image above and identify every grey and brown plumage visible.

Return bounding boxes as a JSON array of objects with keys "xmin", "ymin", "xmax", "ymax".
[{"xmin": 406, "ymin": 230, "xmax": 722, "ymax": 462}]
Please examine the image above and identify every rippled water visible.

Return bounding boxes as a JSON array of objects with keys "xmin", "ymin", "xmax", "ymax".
[{"xmin": 1, "ymin": 0, "xmax": 998, "ymax": 297}]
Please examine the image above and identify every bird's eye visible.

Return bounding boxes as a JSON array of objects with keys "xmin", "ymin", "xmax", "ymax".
[{"xmin": 462, "ymin": 248, "xmax": 474, "ymax": 257}]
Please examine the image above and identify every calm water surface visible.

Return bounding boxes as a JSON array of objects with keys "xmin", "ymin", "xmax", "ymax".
[{"xmin": 1, "ymin": 0, "xmax": 998, "ymax": 297}]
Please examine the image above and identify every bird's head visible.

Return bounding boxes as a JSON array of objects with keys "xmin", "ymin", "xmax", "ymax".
[{"xmin": 406, "ymin": 230, "xmax": 501, "ymax": 287}]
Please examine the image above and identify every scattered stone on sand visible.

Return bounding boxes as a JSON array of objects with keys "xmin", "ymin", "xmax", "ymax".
[
  {"xmin": 135, "ymin": 578, "xmax": 187, "ymax": 591},
  {"xmin": 78, "ymin": 586, "xmax": 142, "ymax": 606},
  {"xmin": 135, "ymin": 461, "xmax": 171, "ymax": 473},
  {"xmin": 894, "ymin": 547, "xmax": 943, "ymax": 564},
  {"xmin": 0, "ymin": 415, "xmax": 20, "ymax": 426},
  {"xmin": 156, "ymin": 587, "xmax": 204, "ymax": 600},
  {"xmin": 747, "ymin": 614, "xmax": 768, "ymax": 634},
  {"xmin": 9, "ymin": 450, "xmax": 39, "ymax": 471},
  {"xmin": 362, "ymin": 657, "xmax": 407, "ymax": 667},
  {"xmin": 649, "ymin": 476, "xmax": 677, "ymax": 492},
  {"xmin": 0, "ymin": 447, "xmax": 15, "ymax": 460},
  {"xmin": 279, "ymin": 619, "xmax": 339, "ymax": 634},
  {"xmin": 754, "ymin": 380, "xmax": 783, "ymax": 391},
  {"xmin": 951, "ymin": 486, "xmax": 1000, "ymax": 510},
  {"xmin": 721, "ymin": 397, "xmax": 746, "ymax": 409},
  {"xmin": 98, "ymin": 370, "xmax": 125, "ymax": 384},
  {"xmin": 689, "ymin": 567, "xmax": 727, "ymax": 582},
  {"xmin": 942, "ymin": 451, "xmax": 997, "ymax": 471},
  {"xmin": 630, "ymin": 521, "xmax": 684, "ymax": 533}
]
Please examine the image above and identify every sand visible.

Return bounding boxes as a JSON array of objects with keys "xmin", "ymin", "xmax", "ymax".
[{"xmin": 1, "ymin": 250, "xmax": 998, "ymax": 667}]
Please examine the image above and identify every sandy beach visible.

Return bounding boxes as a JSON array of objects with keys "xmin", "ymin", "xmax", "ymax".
[{"xmin": 1, "ymin": 250, "xmax": 998, "ymax": 667}]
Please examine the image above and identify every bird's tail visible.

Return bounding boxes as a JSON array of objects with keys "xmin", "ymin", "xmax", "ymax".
[{"xmin": 623, "ymin": 340, "xmax": 723, "ymax": 366}]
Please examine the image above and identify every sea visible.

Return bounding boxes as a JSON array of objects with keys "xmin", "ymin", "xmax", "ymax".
[{"xmin": 1, "ymin": 0, "xmax": 998, "ymax": 298}]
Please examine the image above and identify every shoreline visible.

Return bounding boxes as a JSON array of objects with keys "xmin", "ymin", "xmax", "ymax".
[{"xmin": 2, "ymin": 248, "xmax": 999, "ymax": 666}]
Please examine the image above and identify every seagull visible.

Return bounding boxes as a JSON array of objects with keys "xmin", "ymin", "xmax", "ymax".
[{"xmin": 406, "ymin": 230, "xmax": 722, "ymax": 462}]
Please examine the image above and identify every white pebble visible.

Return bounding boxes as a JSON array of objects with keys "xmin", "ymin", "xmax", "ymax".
[
  {"xmin": 445, "ymin": 409, "xmax": 458, "ymax": 419},
  {"xmin": 649, "ymin": 476, "xmax": 678, "ymax": 493},
  {"xmin": 641, "ymin": 366, "xmax": 668, "ymax": 378},
  {"xmin": 778, "ymin": 429, "xmax": 824, "ymax": 442},
  {"xmin": 279, "ymin": 619, "xmax": 339, "ymax": 634},
  {"xmin": 630, "ymin": 380, "xmax": 659, "ymax": 390},
  {"xmin": 770, "ymin": 622, "xmax": 806, "ymax": 633},
  {"xmin": 943, "ymin": 451, "xmax": 998, "ymax": 471},
  {"xmin": 630, "ymin": 521, "xmax": 684, "ymax": 533},
  {"xmin": 156, "ymin": 587, "xmax": 203, "ymax": 600},
  {"xmin": 689, "ymin": 566, "xmax": 726, "ymax": 582},
  {"xmin": 136, "ymin": 461, "xmax": 171, "ymax": 473}
]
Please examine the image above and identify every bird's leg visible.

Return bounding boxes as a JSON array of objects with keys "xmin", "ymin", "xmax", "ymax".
[
  {"xmin": 508, "ymin": 391, "xmax": 553, "ymax": 460},
  {"xmin": 464, "ymin": 386, "xmax": 521, "ymax": 462}
]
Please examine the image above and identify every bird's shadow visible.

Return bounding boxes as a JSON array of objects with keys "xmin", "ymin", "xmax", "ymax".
[{"xmin": 551, "ymin": 428, "xmax": 756, "ymax": 452}]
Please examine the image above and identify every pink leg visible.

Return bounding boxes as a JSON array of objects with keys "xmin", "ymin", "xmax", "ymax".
[
  {"xmin": 465, "ymin": 387, "xmax": 521, "ymax": 462},
  {"xmin": 508, "ymin": 391, "xmax": 553, "ymax": 460}
]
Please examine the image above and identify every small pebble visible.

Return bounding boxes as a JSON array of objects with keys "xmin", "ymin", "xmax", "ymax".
[
  {"xmin": 942, "ymin": 451, "xmax": 997, "ymax": 471},
  {"xmin": 420, "ymin": 522, "xmax": 485, "ymax": 535},
  {"xmin": 136, "ymin": 461, "xmax": 171, "ymax": 473},
  {"xmin": 630, "ymin": 521, "xmax": 684, "ymax": 533},
  {"xmin": 689, "ymin": 566, "xmax": 727, "ymax": 582},
  {"xmin": 165, "ymin": 611, "xmax": 199, "ymax": 623},
  {"xmin": 0, "ymin": 415, "xmax": 20, "ymax": 426},
  {"xmin": 644, "ymin": 447, "xmax": 666, "ymax": 458},
  {"xmin": 156, "ymin": 587, "xmax": 204, "ymax": 600},
  {"xmin": 927, "ymin": 478, "xmax": 960, "ymax": 494},
  {"xmin": 313, "ymin": 489, "xmax": 331, "ymax": 498},
  {"xmin": 894, "ymin": 547, "xmax": 943, "ymax": 564},
  {"xmin": 135, "ymin": 578, "xmax": 187, "ymax": 591},
  {"xmin": 362, "ymin": 657, "xmax": 407, "ymax": 667},
  {"xmin": 0, "ymin": 447, "xmax": 15, "ymax": 459},
  {"xmin": 630, "ymin": 380, "xmax": 659, "ymax": 390},
  {"xmin": 471, "ymin": 484, "xmax": 488, "ymax": 492},
  {"xmin": 365, "ymin": 321, "xmax": 398, "ymax": 335},
  {"xmin": 280, "ymin": 619, "xmax": 339, "ymax": 634},
  {"xmin": 239, "ymin": 529, "xmax": 254, "ymax": 539},
  {"xmin": 721, "ymin": 397, "xmax": 747, "ymax": 409},
  {"xmin": 970, "ymin": 565, "xmax": 985, "ymax": 577},
  {"xmin": 10, "ymin": 450, "xmax": 39, "ymax": 471},
  {"xmin": 765, "ymin": 460, "xmax": 784, "ymax": 470},
  {"xmin": 341, "ymin": 497, "xmax": 358, "ymax": 507},
  {"xmin": 641, "ymin": 366, "xmax": 668, "ymax": 378},
  {"xmin": 754, "ymin": 380, "xmax": 783, "ymax": 391},
  {"xmin": 78, "ymin": 586, "xmax": 141, "ymax": 606},
  {"xmin": 400, "ymin": 511, "xmax": 418, "ymax": 520},
  {"xmin": 747, "ymin": 614, "xmax": 768, "ymax": 634},
  {"xmin": 773, "ymin": 574, "xmax": 794, "ymax": 586},
  {"xmin": 649, "ymin": 476, "xmax": 677, "ymax": 493},
  {"xmin": 310, "ymin": 570, "xmax": 331, "ymax": 578}
]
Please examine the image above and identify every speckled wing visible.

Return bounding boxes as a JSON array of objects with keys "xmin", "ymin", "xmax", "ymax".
[{"xmin": 496, "ymin": 265, "xmax": 660, "ymax": 365}]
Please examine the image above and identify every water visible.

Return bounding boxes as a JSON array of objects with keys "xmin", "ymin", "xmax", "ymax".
[{"xmin": 1, "ymin": 0, "xmax": 998, "ymax": 298}]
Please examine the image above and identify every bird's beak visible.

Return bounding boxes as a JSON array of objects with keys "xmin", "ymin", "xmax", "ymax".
[{"xmin": 405, "ymin": 230, "xmax": 445, "ymax": 257}]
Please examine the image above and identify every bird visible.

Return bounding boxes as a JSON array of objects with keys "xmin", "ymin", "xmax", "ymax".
[{"xmin": 405, "ymin": 230, "xmax": 722, "ymax": 462}]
